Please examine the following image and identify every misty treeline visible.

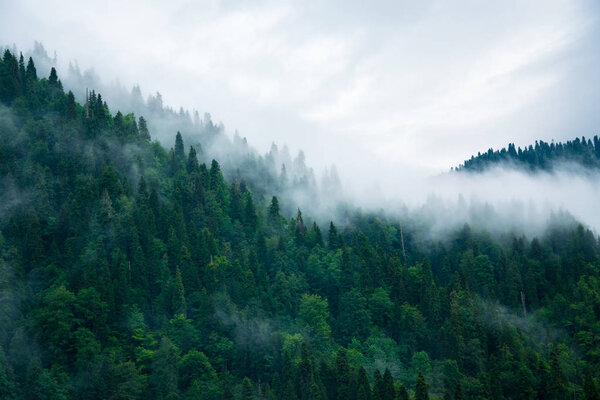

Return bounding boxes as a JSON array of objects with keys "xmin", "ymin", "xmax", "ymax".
[
  {"xmin": 1, "ymin": 49, "xmax": 600, "ymax": 400},
  {"xmin": 455, "ymin": 136, "xmax": 600, "ymax": 172},
  {"xmin": 0, "ymin": 42, "xmax": 342, "ymax": 219}
]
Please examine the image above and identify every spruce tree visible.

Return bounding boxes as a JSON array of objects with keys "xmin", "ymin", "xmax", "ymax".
[
  {"xmin": 328, "ymin": 222, "xmax": 339, "ymax": 249},
  {"xmin": 335, "ymin": 349, "xmax": 351, "ymax": 400},
  {"xmin": 269, "ymin": 196, "xmax": 280, "ymax": 218},
  {"xmin": 397, "ymin": 384, "xmax": 409, "ymax": 400},
  {"xmin": 187, "ymin": 146, "xmax": 198, "ymax": 172},
  {"xmin": 49, "ymin": 67, "xmax": 58, "ymax": 85},
  {"xmin": 454, "ymin": 382, "xmax": 465, "ymax": 400},
  {"xmin": 382, "ymin": 369, "xmax": 395, "ymax": 400},
  {"xmin": 138, "ymin": 116, "xmax": 150, "ymax": 140},
  {"xmin": 175, "ymin": 131, "xmax": 184, "ymax": 159},
  {"xmin": 415, "ymin": 372, "xmax": 429, "ymax": 400},
  {"xmin": 66, "ymin": 90, "xmax": 77, "ymax": 120},
  {"xmin": 585, "ymin": 372, "xmax": 600, "ymax": 400},
  {"xmin": 25, "ymin": 56, "xmax": 36, "ymax": 84},
  {"xmin": 373, "ymin": 370, "xmax": 384, "ymax": 400},
  {"xmin": 173, "ymin": 267, "xmax": 186, "ymax": 317},
  {"xmin": 242, "ymin": 377, "xmax": 254, "ymax": 400},
  {"xmin": 356, "ymin": 366, "xmax": 371, "ymax": 400}
]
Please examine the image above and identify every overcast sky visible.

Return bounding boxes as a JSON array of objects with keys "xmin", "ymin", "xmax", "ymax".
[{"xmin": 2, "ymin": 0, "xmax": 600, "ymax": 177}]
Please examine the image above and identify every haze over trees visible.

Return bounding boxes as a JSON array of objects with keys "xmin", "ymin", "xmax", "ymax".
[
  {"xmin": 1, "ymin": 49, "xmax": 600, "ymax": 400},
  {"xmin": 455, "ymin": 137, "xmax": 600, "ymax": 172}
]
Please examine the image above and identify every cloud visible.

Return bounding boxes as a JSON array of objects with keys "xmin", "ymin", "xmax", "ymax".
[
  {"xmin": 2, "ymin": 0, "xmax": 600, "ymax": 235},
  {"xmin": 4, "ymin": 0, "xmax": 599, "ymax": 174}
]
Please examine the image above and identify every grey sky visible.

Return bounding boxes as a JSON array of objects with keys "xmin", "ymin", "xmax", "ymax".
[{"xmin": 2, "ymin": 0, "xmax": 600, "ymax": 177}]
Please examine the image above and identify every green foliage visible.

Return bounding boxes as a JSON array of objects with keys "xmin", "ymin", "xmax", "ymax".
[
  {"xmin": 0, "ymin": 49, "xmax": 599, "ymax": 400},
  {"xmin": 415, "ymin": 372, "xmax": 429, "ymax": 400},
  {"xmin": 298, "ymin": 294, "xmax": 331, "ymax": 349},
  {"xmin": 456, "ymin": 136, "xmax": 600, "ymax": 172}
]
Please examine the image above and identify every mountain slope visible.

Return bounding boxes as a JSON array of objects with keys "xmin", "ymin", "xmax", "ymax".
[{"xmin": 1, "ymin": 49, "xmax": 600, "ymax": 400}]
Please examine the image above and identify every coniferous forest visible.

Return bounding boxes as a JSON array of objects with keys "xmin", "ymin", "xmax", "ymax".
[
  {"xmin": 455, "ymin": 137, "xmax": 600, "ymax": 172},
  {"xmin": 2, "ymin": 49, "xmax": 600, "ymax": 400}
]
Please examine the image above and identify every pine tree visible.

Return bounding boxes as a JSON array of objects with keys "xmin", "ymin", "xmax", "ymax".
[
  {"xmin": 312, "ymin": 222, "xmax": 324, "ymax": 247},
  {"xmin": 454, "ymin": 382, "xmax": 465, "ymax": 400},
  {"xmin": 415, "ymin": 372, "xmax": 429, "ymax": 400},
  {"xmin": 187, "ymin": 146, "xmax": 198, "ymax": 173},
  {"xmin": 356, "ymin": 367, "xmax": 371, "ymax": 400},
  {"xmin": 49, "ymin": 67, "xmax": 58, "ymax": 85},
  {"xmin": 269, "ymin": 196, "xmax": 280, "ymax": 218},
  {"xmin": 328, "ymin": 222, "xmax": 339, "ymax": 250},
  {"xmin": 548, "ymin": 348, "xmax": 567, "ymax": 399},
  {"xmin": 397, "ymin": 384, "xmax": 409, "ymax": 400},
  {"xmin": 584, "ymin": 372, "xmax": 600, "ymax": 400},
  {"xmin": 373, "ymin": 370, "xmax": 384, "ymax": 400},
  {"xmin": 223, "ymin": 379, "xmax": 234, "ymax": 400},
  {"xmin": 138, "ymin": 116, "xmax": 150, "ymax": 140},
  {"xmin": 282, "ymin": 378, "xmax": 298, "ymax": 400},
  {"xmin": 335, "ymin": 349, "xmax": 351, "ymax": 400},
  {"xmin": 66, "ymin": 90, "xmax": 77, "ymax": 120},
  {"xmin": 1, "ymin": 50, "xmax": 18, "ymax": 102},
  {"xmin": 242, "ymin": 377, "xmax": 254, "ymax": 400},
  {"xmin": 298, "ymin": 343, "xmax": 315, "ymax": 400},
  {"xmin": 295, "ymin": 209, "xmax": 306, "ymax": 244},
  {"xmin": 150, "ymin": 338, "xmax": 179, "ymax": 400},
  {"xmin": 175, "ymin": 131, "xmax": 185, "ymax": 159},
  {"xmin": 25, "ymin": 57, "xmax": 37, "ymax": 84},
  {"xmin": 244, "ymin": 193, "xmax": 257, "ymax": 231},
  {"xmin": 382, "ymin": 369, "xmax": 395, "ymax": 400},
  {"xmin": 173, "ymin": 267, "xmax": 187, "ymax": 317},
  {"xmin": 18, "ymin": 53, "xmax": 25, "ymax": 92}
]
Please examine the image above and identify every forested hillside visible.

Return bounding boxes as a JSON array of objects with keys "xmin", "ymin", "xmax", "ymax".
[
  {"xmin": 1, "ymin": 49, "xmax": 600, "ymax": 400},
  {"xmin": 455, "ymin": 137, "xmax": 600, "ymax": 172},
  {"xmin": 1, "ymin": 42, "xmax": 337, "ymax": 218}
]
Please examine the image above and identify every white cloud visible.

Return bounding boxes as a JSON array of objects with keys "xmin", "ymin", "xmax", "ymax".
[{"xmin": 1, "ymin": 0, "xmax": 599, "ymax": 175}]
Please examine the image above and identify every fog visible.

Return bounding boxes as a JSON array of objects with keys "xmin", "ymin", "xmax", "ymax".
[
  {"xmin": 3, "ymin": 1, "xmax": 600, "ymax": 170},
  {"xmin": 340, "ymin": 162, "xmax": 600, "ymax": 236},
  {"xmin": 2, "ymin": 1, "xmax": 600, "ymax": 236}
]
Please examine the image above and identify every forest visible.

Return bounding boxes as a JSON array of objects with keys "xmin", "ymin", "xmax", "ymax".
[
  {"xmin": 455, "ymin": 137, "xmax": 600, "ymax": 172},
  {"xmin": 1, "ymin": 49, "xmax": 600, "ymax": 400}
]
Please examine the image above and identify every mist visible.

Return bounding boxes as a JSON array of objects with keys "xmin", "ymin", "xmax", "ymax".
[
  {"xmin": 5, "ymin": 41, "xmax": 599, "ymax": 240},
  {"xmin": 339, "ymin": 162, "xmax": 600, "ymax": 236},
  {"xmin": 3, "ymin": 0, "xmax": 600, "ymax": 240},
  {"xmin": 2, "ymin": 0, "xmax": 600, "ymax": 170}
]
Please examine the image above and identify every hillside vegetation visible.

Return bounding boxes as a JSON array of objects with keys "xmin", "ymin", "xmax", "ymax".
[{"xmin": 1, "ymin": 50, "xmax": 600, "ymax": 400}]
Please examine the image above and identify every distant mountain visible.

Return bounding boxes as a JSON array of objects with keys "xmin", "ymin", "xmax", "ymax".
[{"xmin": 455, "ymin": 136, "xmax": 600, "ymax": 172}]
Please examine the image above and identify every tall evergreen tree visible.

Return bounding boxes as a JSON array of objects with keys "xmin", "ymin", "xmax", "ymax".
[
  {"xmin": 66, "ymin": 90, "xmax": 77, "ymax": 120},
  {"xmin": 269, "ymin": 196, "xmax": 280, "ymax": 218},
  {"xmin": 175, "ymin": 131, "xmax": 185, "ymax": 159},
  {"xmin": 335, "ymin": 349, "xmax": 351, "ymax": 400},
  {"xmin": 242, "ymin": 377, "xmax": 254, "ymax": 400},
  {"xmin": 397, "ymin": 384, "xmax": 409, "ymax": 400},
  {"xmin": 381, "ymin": 369, "xmax": 395, "ymax": 400},
  {"xmin": 584, "ymin": 372, "xmax": 600, "ymax": 400},
  {"xmin": 415, "ymin": 372, "xmax": 429, "ymax": 400},
  {"xmin": 138, "ymin": 116, "xmax": 151, "ymax": 140}
]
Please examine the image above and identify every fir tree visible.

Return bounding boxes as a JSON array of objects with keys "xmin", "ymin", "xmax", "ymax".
[
  {"xmin": 175, "ymin": 131, "xmax": 185, "ymax": 159},
  {"xmin": 138, "ymin": 116, "xmax": 151, "ymax": 140},
  {"xmin": 415, "ymin": 372, "xmax": 429, "ymax": 400}
]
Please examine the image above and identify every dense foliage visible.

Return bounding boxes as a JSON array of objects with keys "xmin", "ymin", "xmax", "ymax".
[
  {"xmin": 1, "ymin": 50, "xmax": 600, "ymax": 400},
  {"xmin": 455, "ymin": 137, "xmax": 600, "ymax": 172}
]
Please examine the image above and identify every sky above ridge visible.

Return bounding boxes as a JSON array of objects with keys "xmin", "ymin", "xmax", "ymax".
[{"xmin": 2, "ymin": 0, "xmax": 600, "ymax": 177}]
